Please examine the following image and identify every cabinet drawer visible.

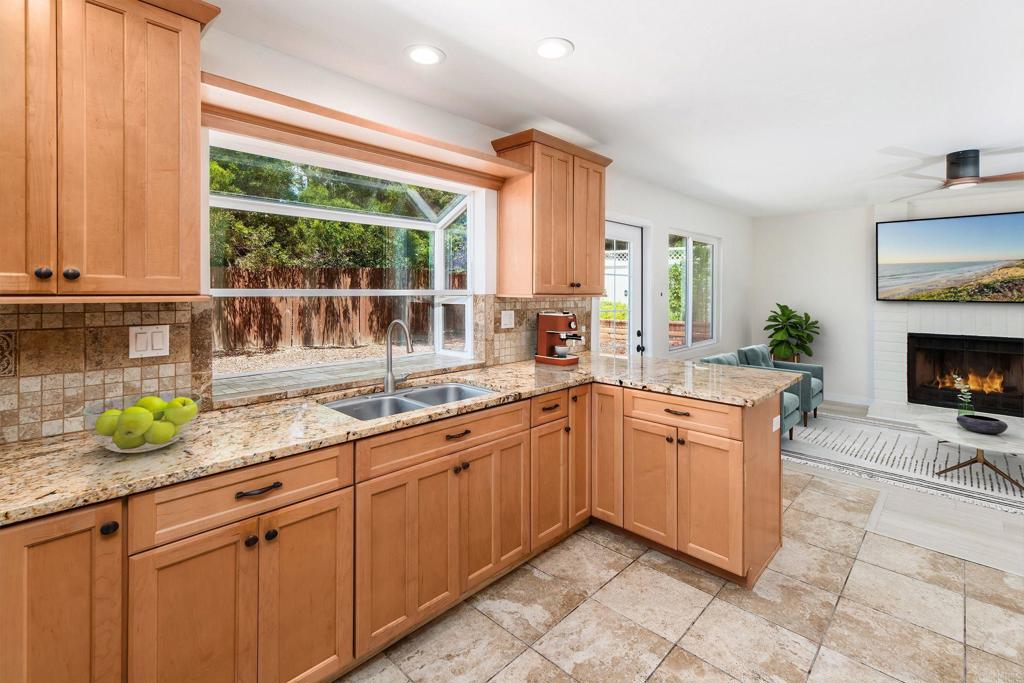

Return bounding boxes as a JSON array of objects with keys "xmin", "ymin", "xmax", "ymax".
[
  {"xmin": 127, "ymin": 445, "xmax": 354, "ymax": 554},
  {"xmin": 623, "ymin": 389, "xmax": 741, "ymax": 440},
  {"xmin": 355, "ymin": 402, "xmax": 530, "ymax": 481},
  {"xmin": 531, "ymin": 390, "xmax": 569, "ymax": 426}
]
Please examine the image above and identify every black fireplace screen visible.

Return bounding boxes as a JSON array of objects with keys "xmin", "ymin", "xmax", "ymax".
[{"xmin": 907, "ymin": 333, "xmax": 1023, "ymax": 417}]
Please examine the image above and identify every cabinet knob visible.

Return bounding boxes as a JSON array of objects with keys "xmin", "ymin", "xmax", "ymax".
[
  {"xmin": 264, "ymin": 529, "xmax": 279, "ymax": 542},
  {"xmin": 99, "ymin": 521, "xmax": 119, "ymax": 536},
  {"xmin": 461, "ymin": 461, "xmax": 470, "ymax": 470},
  {"xmin": 665, "ymin": 436, "xmax": 673, "ymax": 443},
  {"xmin": 677, "ymin": 438, "xmax": 686, "ymax": 445},
  {"xmin": 244, "ymin": 535, "xmax": 259, "ymax": 547},
  {"xmin": 571, "ymin": 396, "xmax": 578, "ymax": 402},
  {"xmin": 34, "ymin": 267, "xmax": 53, "ymax": 280},
  {"xmin": 62, "ymin": 268, "xmax": 81, "ymax": 280},
  {"xmin": 564, "ymin": 426, "xmax": 571, "ymax": 433},
  {"xmin": 453, "ymin": 464, "xmax": 463, "ymax": 474}
]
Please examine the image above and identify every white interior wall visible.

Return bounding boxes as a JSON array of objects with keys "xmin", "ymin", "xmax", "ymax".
[
  {"xmin": 201, "ymin": 29, "xmax": 756, "ymax": 360},
  {"xmin": 752, "ymin": 190, "xmax": 1024, "ymax": 407}
]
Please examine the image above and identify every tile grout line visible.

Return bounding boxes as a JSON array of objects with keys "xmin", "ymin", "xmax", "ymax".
[{"xmin": 643, "ymin": 580, "xmax": 730, "ymax": 682}]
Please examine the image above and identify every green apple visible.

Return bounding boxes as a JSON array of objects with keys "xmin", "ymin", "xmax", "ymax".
[
  {"xmin": 112, "ymin": 429, "xmax": 146, "ymax": 450},
  {"xmin": 117, "ymin": 406, "xmax": 154, "ymax": 437},
  {"xmin": 143, "ymin": 419, "xmax": 178, "ymax": 445},
  {"xmin": 94, "ymin": 409, "xmax": 122, "ymax": 437},
  {"xmin": 164, "ymin": 396, "xmax": 198, "ymax": 425},
  {"xmin": 135, "ymin": 396, "xmax": 168, "ymax": 415}
]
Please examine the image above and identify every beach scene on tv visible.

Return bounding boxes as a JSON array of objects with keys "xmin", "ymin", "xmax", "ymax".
[{"xmin": 877, "ymin": 212, "xmax": 1024, "ymax": 302}]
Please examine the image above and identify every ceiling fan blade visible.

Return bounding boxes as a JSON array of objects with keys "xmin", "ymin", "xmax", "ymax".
[
  {"xmin": 980, "ymin": 145, "xmax": 1024, "ymax": 156},
  {"xmin": 890, "ymin": 185, "xmax": 944, "ymax": 202},
  {"xmin": 979, "ymin": 171, "xmax": 1024, "ymax": 183},
  {"xmin": 878, "ymin": 146, "xmax": 938, "ymax": 160},
  {"xmin": 903, "ymin": 172, "xmax": 945, "ymax": 181}
]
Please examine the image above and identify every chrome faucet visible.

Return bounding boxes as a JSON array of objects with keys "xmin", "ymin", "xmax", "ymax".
[{"xmin": 384, "ymin": 319, "xmax": 414, "ymax": 393}]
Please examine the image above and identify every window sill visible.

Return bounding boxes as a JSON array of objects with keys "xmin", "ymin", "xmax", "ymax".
[{"xmin": 212, "ymin": 352, "xmax": 484, "ymax": 410}]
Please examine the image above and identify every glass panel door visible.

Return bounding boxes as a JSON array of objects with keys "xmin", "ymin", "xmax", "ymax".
[{"xmin": 595, "ymin": 222, "xmax": 644, "ymax": 359}]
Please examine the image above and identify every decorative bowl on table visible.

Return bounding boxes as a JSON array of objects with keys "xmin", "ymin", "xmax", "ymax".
[
  {"xmin": 86, "ymin": 394, "xmax": 201, "ymax": 454},
  {"xmin": 956, "ymin": 415, "xmax": 1008, "ymax": 436}
]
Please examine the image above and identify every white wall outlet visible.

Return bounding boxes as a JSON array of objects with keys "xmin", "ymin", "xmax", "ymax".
[
  {"xmin": 500, "ymin": 310, "xmax": 515, "ymax": 329},
  {"xmin": 772, "ymin": 415, "xmax": 781, "ymax": 432},
  {"xmin": 129, "ymin": 325, "xmax": 170, "ymax": 359}
]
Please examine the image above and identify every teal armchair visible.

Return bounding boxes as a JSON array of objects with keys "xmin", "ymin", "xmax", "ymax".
[
  {"xmin": 737, "ymin": 344, "xmax": 823, "ymax": 426},
  {"xmin": 700, "ymin": 351, "xmax": 802, "ymax": 438}
]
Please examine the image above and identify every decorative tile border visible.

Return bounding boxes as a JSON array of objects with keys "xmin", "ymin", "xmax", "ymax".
[{"xmin": 0, "ymin": 331, "xmax": 15, "ymax": 377}]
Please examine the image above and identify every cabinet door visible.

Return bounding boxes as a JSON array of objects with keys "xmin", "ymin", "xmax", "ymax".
[
  {"xmin": 677, "ymin": 430, "xmax": 744, "ymax": 574},
  {"xmin": 623, "ymin": 417, "xmax": 678, "ymax": 547},
  {"xmin": 572, "ymin": 156, "xmax": 605, "ymax": 294},
  {"xmin": 0, "ymin": 501, "xmax": 123, "ymax": 683},
  {"xmin": 591, "ymin": 384, "xmax": 623, "ymax": 526},
  {"xmin": 0, "ymin": 0, "xmax": 57, "ymax": 294},
  {"xmin": 568, "ymin": 385, "xmax": 591, "ymax": 526},
  {"xmin": 258, "ymin": 489, "xmax": 353, "ymax": 683},
  {"xmin": 459, "ymin": 433, "xmax": 530, "ymax": 592},
  {"xmin": 532, "ymin": 143, "xmax": 575, "ymax": 294},
  {"xmin": 355, "ymin": 455, "xmax": 459, "ymax": 657},
  {"xmin": 530, "ymin": 418, "xmax": 569, "ymax": 547},
  {"xmin": 129, "ymin": 518, "xmax": 259, "ymax": 683},
  {"xmin": 58, "ymin": 0, "xmax": 200, "ymax": 294}
]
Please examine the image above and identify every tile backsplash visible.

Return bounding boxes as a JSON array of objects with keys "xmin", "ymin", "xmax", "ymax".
[
  {"xmin": 478, "ymin": 294, "xmax": 594, "ymax": 365},
  {"xmin": 0, "ymin": 302, "xmax": 213, "ymax": 444}
]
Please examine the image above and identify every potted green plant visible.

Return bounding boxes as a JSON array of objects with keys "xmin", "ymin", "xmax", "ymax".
[{"xmin": 763, "ymin": 304, "xmax": 821, "ymax": 362}]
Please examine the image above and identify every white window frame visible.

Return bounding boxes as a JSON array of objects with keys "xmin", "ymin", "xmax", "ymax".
[
  {"xmin": 667, "ymin": 229, "xmax": 721, "ymax": 352},
  {"xmin": 204, "ymin": 129, "xmax": 477, "ymax": 362}
]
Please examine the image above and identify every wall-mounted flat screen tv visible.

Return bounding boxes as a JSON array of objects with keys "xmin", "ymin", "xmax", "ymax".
[{"xmin": 876, "ymin": 211, "xmax": 1024, "ymax": 303}]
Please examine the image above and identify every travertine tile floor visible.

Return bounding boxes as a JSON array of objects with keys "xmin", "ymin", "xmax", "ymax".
[{"xmin": 339, "ymin": 464, "xmax": 1024, "ymax": 683}]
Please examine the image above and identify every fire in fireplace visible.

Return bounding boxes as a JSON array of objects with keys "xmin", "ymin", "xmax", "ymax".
[{"xmin": 907, "ymin": 333, "xmax": 1023, "ymax": 417}]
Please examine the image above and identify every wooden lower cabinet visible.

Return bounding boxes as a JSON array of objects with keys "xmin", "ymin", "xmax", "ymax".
[
  {"xmin": 258, "ymin": 489, "xmax": 353, "ymax": 683},
  {"xmin": 677, "ymin": 430, "xmax": 745, "ymax": 575},
  {"xmin": 129, "ymin": 518, "xmax": 260, "ymax": 683},
  {"xmin": 459, "ymin": 433, "xmax": 530, "ymax": 592},
  {"xmin": 567, "ymin": 385, "xmax": 591, "ymax": 526},
  {"xmin": 530, "ymin": 418, "xmax": 569, "ymax": 547},
  {"xmin": 591, "ymin": 384, "xmax": 623, "ymax": 526},
  {"xmin": 355, "ymin": 455, "xmax": 459, "ymax": 657},
  {"xmin": 0, "ymin": 501, "xmax": 124, "ymax": 683},
  {"xmin": 622, "ymin": 417, "xmax": 678, "ymax": 547}
]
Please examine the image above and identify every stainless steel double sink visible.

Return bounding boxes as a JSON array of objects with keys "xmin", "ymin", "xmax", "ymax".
[{"xmin": 324, "ymin": 383, "xmax": 493, "ymax": 420}]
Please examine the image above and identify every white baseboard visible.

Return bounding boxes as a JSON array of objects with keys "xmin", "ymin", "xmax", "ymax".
[{"xmin": 824, "ymin": 393, "xmax": 871, "ymax": 406}]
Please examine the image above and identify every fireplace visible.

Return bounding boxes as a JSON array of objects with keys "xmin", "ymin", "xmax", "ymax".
[{"xmin": 907, "ymin": 333, "xmax": 1023, "ymax": 417}]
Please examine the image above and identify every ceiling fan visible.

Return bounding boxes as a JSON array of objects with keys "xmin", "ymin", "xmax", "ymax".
[{"xmin": 884, "ymin": 146, "xmax": 1024, "ymax": 202}]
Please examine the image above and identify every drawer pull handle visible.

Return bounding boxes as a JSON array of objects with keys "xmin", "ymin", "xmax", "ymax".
[
  {"xmin": 99, "ymin": 521, "xmax": 119, "ymax": 536},
  {"xmin": 235, "ymin": 481, "xmax": 283, "ymax": 499},
  {"xmin": 264, "ymin": 529, "xmax": 279, "ymax": 542},
  {"xmin": 244, "ymin": 535, "xmax": 259, "ymax": 548},
  {"xmin": 446, "ymin": 429, "xmax": 472, "ymax": 441},
  {"xmin": 664, "ymin": 408, "xmax": 691, "ymax": 417},
  {"xmin": 542, "ymin": 404, "xmax": 560, "ymax": 412}
]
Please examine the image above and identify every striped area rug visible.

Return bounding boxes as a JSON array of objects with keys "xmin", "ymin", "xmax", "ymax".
[{"xmin": 783, "ymin": 413, "xmax": 1024, "ymax": 513}]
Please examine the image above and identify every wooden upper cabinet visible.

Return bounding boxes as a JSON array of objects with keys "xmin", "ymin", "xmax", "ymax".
[
  {"xmin": 572, "ymin": 157, "xmax": 605, "ymax": 294},
  {"xmin": 0, "ymin": 501, "xmax": 124, "ymax": 683},
  {"xmin": 492, "ymin": 129, "xmax": 612, "ymax": 297},
  {"xmin": 677, "ymin": 430, "xmax": 744, "ymax": 575},
  {"xmin": 0, "ymin": 0, "xmax": 57, "ymax": 293},
  {"xmin": 567, "ymin": 385, "xmax": 591, "ymax": 526},
  {"xmin": 458, "ymin": 433, "xmax": 530, "ymax": 592},
  {"xmin": 258, "ymin": 489, "xmax": 354, "ymax": 683},
  {"xmin": 530, "ymin": 418, "xmax": 569, "ymax": 548},
  {"xmin": 591, "ymin": 384, "xmax": 623, "ymax": 526},
  {"xmin": 622, "ymin": 417, "xmax": 678, "ymax": 548},
  {"xmin": 57, "ymin": 0, "xmax": 200, "ymax": 295},
  {"xmin": 354, "ymin": 455, "xmax": 459, "ymax": 657}
]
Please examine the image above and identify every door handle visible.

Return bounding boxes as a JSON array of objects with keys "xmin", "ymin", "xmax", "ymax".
[
  {"xmin": 62, "ymin": 268, "xmax": 81, "ymax": 280},
  {"xmin": 99, "ymin": 521, "xmax": 119, "ymax": 536},
  {"xmin": 34, "ymin": 267, "xmax": 53, "ymax": 280},
  {"xmin": 636, "ymin": 345, "xmax": 646, "ymax": 353}
]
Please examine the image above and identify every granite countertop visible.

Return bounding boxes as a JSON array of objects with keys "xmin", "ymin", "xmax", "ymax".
[{"xmin": 0, "ymin": 355, "xmax": 799, "ymax": 527}]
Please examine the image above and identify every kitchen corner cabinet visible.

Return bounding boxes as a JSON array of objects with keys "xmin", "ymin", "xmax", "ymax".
[
  {"xmin": 354, "ymin": 456, "xmax": 460, "ymax": 657},
  {"xmin": 492, "ymin": 129, "xmax": 611, "ymax": 296},
  {"xmin": 0, "ymin": 0, "xmax": 203, "ymax": 297},
  {"xmin": 0, "ymin": 501, "xmax": 124, "ymax": 683}
]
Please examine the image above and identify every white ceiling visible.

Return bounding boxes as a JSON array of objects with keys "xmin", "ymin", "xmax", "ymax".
[{"xmin": 209, "ymin": 0, "xmax": 1024, "ymax": 217}]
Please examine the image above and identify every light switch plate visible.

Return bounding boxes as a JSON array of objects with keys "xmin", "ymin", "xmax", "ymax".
[
  {"xmin": 129, "ymin": 325, "xmax": 170, "ymax": 359},
  {"xmin": 500, "ymin": 310, "xmax": 515, "ymax": 329},
  {"xmin": 772, "ymin": 415, "xmax": 781, "ymax": 432}
]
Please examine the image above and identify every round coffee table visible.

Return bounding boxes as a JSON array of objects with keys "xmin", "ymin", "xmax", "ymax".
[{"xmin": 916, "ymin": 413, "xmax": 1024, "ymax": 491}]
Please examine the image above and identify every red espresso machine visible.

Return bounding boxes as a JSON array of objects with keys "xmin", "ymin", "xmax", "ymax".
[{"xmin": 535, "ymin": 311, "xmax": 583, "ymax": 365}]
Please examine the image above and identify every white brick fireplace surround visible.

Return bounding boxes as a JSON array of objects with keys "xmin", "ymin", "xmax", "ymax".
[{"xmin": 869, "ymin": 301, "xmax": 1024, "ymax": 420}]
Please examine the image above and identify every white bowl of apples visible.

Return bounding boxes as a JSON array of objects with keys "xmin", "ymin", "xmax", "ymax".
[{"xmin": 88, "ymin": 394, "xmax": 200, "ymax": 454}]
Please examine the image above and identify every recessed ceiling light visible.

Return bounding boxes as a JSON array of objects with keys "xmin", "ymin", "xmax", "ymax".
[
  {"xmin": 406, "ymin": 44, "xmax": 446, "ymax": 65},
  {"xmin": 536, "ymin": 37, "xmax": 574, "ymax": 60}
]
